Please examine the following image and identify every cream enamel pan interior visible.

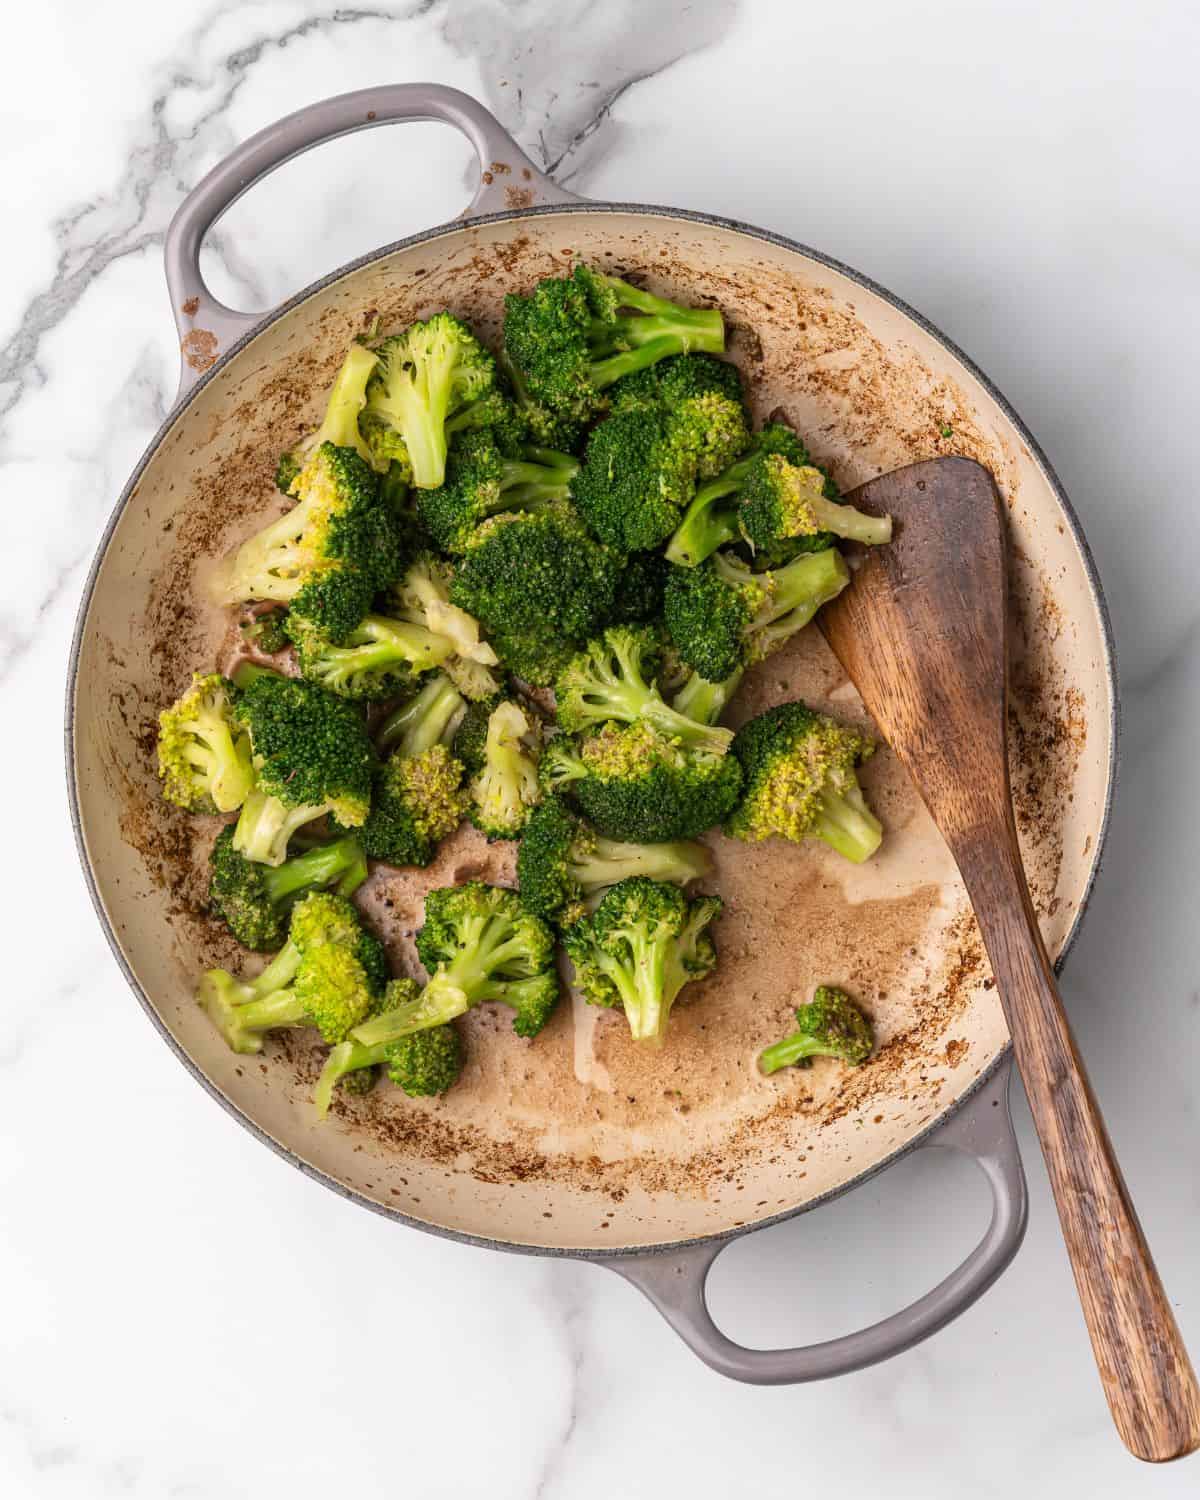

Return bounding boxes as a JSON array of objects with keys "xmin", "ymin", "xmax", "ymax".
[{"xmin": 69, "ymin": 205, "xmax": 1115, "ymax": 1254}]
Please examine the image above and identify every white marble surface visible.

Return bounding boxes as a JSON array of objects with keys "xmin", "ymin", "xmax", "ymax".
[{"xmin": 5, "ymin": 0, "xmax": 1198, "ymax": 1493}]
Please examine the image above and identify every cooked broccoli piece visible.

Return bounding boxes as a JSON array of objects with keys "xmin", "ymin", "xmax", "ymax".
[
  {"xmin": 562, "ymin": 877, "xmax": 721, "ymax": 1045},
  {"xmin": 664, "ymin": 422, "xmax": 816, "ymax": 567},
  {"xmin": 554, "ymin": 625, "xmax": 733, "ymax": 756},
  {"xmin": 503, "ymin": 263, "xmax": 725, "ymax": 431},
  {"xmin": 726, "ymin": 701, "xmax": 882, "ymax": 863},
  {"xmin": 466, "ymin": 699, "xmax": 541, "ymax": 839},
  {"xmin": 449, "ymin": 506, "xmax": 618, "ymax": 685},
  {"xmin": 157, "ymin": 672, "xmax": 254, "ymax": 814},
  {"xmin": 239, "ymin": 610, "xmax": 290, "ymax": 656},
  {"xmin": 571, "ymin": 407, "xmax": 698, "ymax": 552},
  {"xmin": 664, "ymin": 547, "xmax": 850, "ymax": 682},
  {"xmin": 671, "ymin": 665, "xmax": 745, "ymax": 728},
  {"xmin": 518, "ymin": 796, "xmax": 712, "ymax": 926},
  {"xmin": 608, "ymin": 351, "xmax": 750, "ymax": 480},
  {"xmin": 739, "ymin": 454, "xmax": 892, "ymax": 551},
  {"xmin": 275, "ymin": 342, "xmax": 381, "ymax": 489},
  {"xmin": 606, "ymin": 551, "xmax": 666, "ymax": 625},
  {"xmin": 497, "ymin": 347, "xmax": 586, "ymax": 454},
  {"xmin": 197, "ymin": 892, "xmax": 385, "ymax": 1055},
  {"xmin": 283, "ymin": 610, "xmax": 453, "ymax": 701},
  {"xmin": 759, "ymin": 985, "xmax": 875, "ymax": 1074},
  {"xmin": 208, "ymin": 824, "xmax": 368, "ymax": 950},
  {"xmin": 359, "ymin": 313, "xmax": 496, "ymax": 488},
  {"xmin": 384, "ymin": 550, "xmax": 500, "ymax": 676},
  {"xmin": 219, "ymin": 443, "xmax": 400, "ymax": 643},
  {"xmin": 353, "ymin": 673, "xmax": 467, "ymax": 867},
  {"xmin": 229, "ymin": 674, "xmax": 375, "ymax": 866},
  {"xmin": 417, "ymin": 428, "xmax": 579, "ymax": 553},
  {"xmin": 315, "ymin": 976, "xmax": 465, "ymax": 1111},
  {"xmin": 542, "ymin": 721, "xmax": 742, "ymax": 842},
  {"xmin": 450, "ymin": 692, "xmax": 503, "ymax": 776}
]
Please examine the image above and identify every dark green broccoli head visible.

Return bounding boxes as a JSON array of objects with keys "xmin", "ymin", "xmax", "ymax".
[
  {"xmin": 726, "ymin": 701, "xmax": 881, "ymax": 863},
  {"xmin": 385, "ymin": 1021, "xmax": 464, "ymax": 1096},
  {"xmin": 759, "ymin": 985, "xmax": 875, "ymax": 1074},
  {"xmin": 208, "ymin": 825, "xmax": 368, "ymax": 951},
  {"xmin": 607, "ymin": 550, "xmax": 666, "ymax": 625},
  {"xmin": 609, "ymin": 351, "xmax": 744, "ymax": 411},
  {"xmin": 542, "ymin": 722, "xmax": 742, "ymax": 842},
  {"xmin": 285, "ymin": 611, "xmax": 453, "ymax": 701},
  {"xmin": 157, "ymin": 672, "xmax": 255, "ymax": 814},
  {"xmin": 233, "ymin": 673, "xmax": 375, "ymax": 818},
  {"xmin": 240, "ymin": 610, "xmax": 291, "ymax": 656},
  {"xmin": 572, "ymin": 407, "xmax": 697, "ymax": 552},
  {"xmin": 605, "ymin": 353, "xmax": 749, "ymax": 482},
  {"xmin": 417, "ymin": 428, "xmax": 579, "ymax": 553},
  {"xmin": 355, "ymin": 743, "xmax": 466, "ymax": 867}
]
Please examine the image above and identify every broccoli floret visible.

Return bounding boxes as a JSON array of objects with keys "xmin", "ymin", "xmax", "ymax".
[
  {"xmin": 417, "ymin": 428, "xmax": 579, "ymax": 553},
  {"xmin": 542, "ymin": 721, "xmax": 742, "ymax": 842},
  {"xmin": 664, "ymin": 547, "xmax": 850, "ymax": 682},
  {"xmin": 239, "ymin": 610, "xmax": 291, "ymax": 656},
  {"xmin": 671, "ymin": 665, "xmax": 745, "ymax": 727},
  {"xmin": 219, "ymin": 443, "xmax": 400, "ymax": 643},
  {"xmin": 759, "ymin": 985, "xmax": 875, "ymax": 1074},
  {"xmin": 562, "ymin": 877, "xmax": 721, "ymax": 1045},
  {"xmin": 284, "ymin": 610, "xmax": 454, "ymax": 701},
  {"xmin": 157, "ymin": 672, "xmax": 255, "ymax": 814},
  {"xmin": 450, "ymin": 507, "xmax": 618, "ymax": 685},
  {"xmin": 497, "ymin": 348, "xmax": 586, "ymax": 454},
  {"xmin": 726, "ymin": 701, "xmax": 882, "ymax": 863},
  {"xmin": 354, "ymin": 674, "xmax": 468, "ymax": 867},
  {"xmin": 229, "ymin": 674, "xmax": 375, "ymax": 866},
  {"xmin": 518, "ymin": 796, "xmax": 712, "ymax": 926},
  {"xmin": 571, "ymin": 407, "xmax": 699, "ymax": 552},
  {"xmin": 504, "ymin": 264, "xmax": 725, "ymax": 432},
  {"xmin": 610, "ymin": 352, "xmax": 750, "ymax": 481},
  {"xmin": 739, "ymin": 454, "xmax": 892, "ymax": 551},
  {"xmin": 315, "ymin": 977, "xmax": 465, "ymax": 1111},
  {"xmin": 275, "ymin": 342, "xmax": 382, "ymax": 488},
  {"xmin": 197, "ymin": 892, "xmax": 384, "ymax": 1054},
  {"xmin": 208, "ymin": 824, "xmax": 368, "ymax": 950},
  {"xmin": 450, "ymin": 691, "xmax": 503, "ymax": 777},
  {"xmin": 468, "ymin": 699, "xmax": 541, "ymax": 839},
  {"xmin": 554, "ymin": 625, "xmax": 733, "ymax": 756},
  {"xmin": 359, "ymin": 314, "xmax": 496, "ymax": 488},
  {"xmin": 383, "ymin": 550, "xmax": 501, "ymax": 683},
  {"xmin": 606, "ymin": 551, "xmax": 666, "ymax": 625}
]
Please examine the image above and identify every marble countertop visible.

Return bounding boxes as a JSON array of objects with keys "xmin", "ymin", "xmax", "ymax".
[{"xmin": 5, "ymin": 0, "xmax": 1198, "ymax": 1493}]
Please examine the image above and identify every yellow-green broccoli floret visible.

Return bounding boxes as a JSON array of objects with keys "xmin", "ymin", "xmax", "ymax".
[
  {"xmin": 382, "ymin": 550, "xmax": 502, "ymax": 696},
  {"xmin": 208, "ymin": 824, "xmax": 368, "ymax": 951},
  {"xmin": 759, "ymin": 985, "xmax": 875, "ymax": 1074},
  {"xmin": 284, "ymin": 610, "xmax": 454, "ymax": 701},
  {"xmin": 467, "ymin": 699, "xmax": 541, "ymax": 840},
  {"xmin": 156, "ymin": 671, "xmax": 254, "ymax": 814},
  {"xmin": 739, "ymin": 454, "xmax": 892, "ymax": 551}
]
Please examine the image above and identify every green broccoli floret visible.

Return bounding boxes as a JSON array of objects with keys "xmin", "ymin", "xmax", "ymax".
[
  {"xmin": 354, "ymin": 673, "xmax": 468, "ymax": 867},
  {"xmin": 239, "ymin": 610, "xmax": 291, "ymax": 656},
  {"xmin": 571, "ymin": 406, "xmax": 700, "ymax": 552},
  {"xmin": 208, "ymin": 824, "xmax": 368, "ymax": 950},
  {"xmin": 665, "ymin": 422, "xmax": 816, "ymax": 567},
  {"xmin": 671, "ymin": 665, "xmax": 745, "ymax": 727},
  {"xmin": 417, "ymin": 428, "xmax": 579, "ymax": 553},
  {"xmin": 359, "ymin": 314, "xmax": 496, "ymax": 488},
  {"xmin": 497, "ymin": 347, "xmax": 586, "ymax": 454},
  {"xmin": 449, "ymin": 506, "xmax": 618, "ymax": 685},
  {"xmin": 517, "ymin": 796, "xmax": 712, "ymax": 926},
  {"xmin": 229, "ymin": 674, "xmax": 375, "ymax": 866},
  {"xmin": 503, "ymin": 263, "xmax": 725, "ymax": 431},
  {"xmin": 464, "ymin": 699, "xmax": 541, "ymax": 839},
  {"xmin": 759, "ymin": 985, "xmax": 875, "ymax": 1074},
  {"xmin": 219, "ymin": 443, "xmax": 400, "ymax": 643},
  {"xmin": 283, "ymin": 610, "xmax": 454, "ymax": 701},
  {"xmin": 275, "ymin": 342, "xmax": 382, "ymax": 489},
  {"xmin": 606, "ymin": 551, "xmax": 666, "ymax": 625},
  {"xmin": 726, "ymin": 701, "xmax": 882, "ymax": 863},
  {"xmin": 554, "ymin": 625, "xmax": 733, "ymax": 756},
  {"xmin": 315, "ymin": 976, "xmax": 465, "ymax": 1110},
  {"xmin": 383, "ymin": 550, "xmax": 502, "ymax": 692},
  {"xmin": 739, "ymin": 454, "xmax": 892, "ymax": 551},
  {"xmin": 542, "ymin": 721, "xmax": 742, "ymax": 842},
  {"xmin": 609, "ymin": 352, "xmax": 750, "ymax": 480},
  {"xmin": 197, "ymin": 892, "xmax": 385, "ymax": 1055},
  {"xmin": 562, "ymin": 877, "xmax": 721, "ymax": 1045},
  {"xmin": 157, "ymin": 672, "xmax": 255, "ymax": 814},
  {"xmin": 664, "ymin": 547, "xmax": 850, "ymax": 682}
]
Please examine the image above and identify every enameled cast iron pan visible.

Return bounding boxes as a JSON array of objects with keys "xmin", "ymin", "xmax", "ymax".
[{"xmin": 66, "ymin": 84, "xmax": 1118, "ymax": 1384}]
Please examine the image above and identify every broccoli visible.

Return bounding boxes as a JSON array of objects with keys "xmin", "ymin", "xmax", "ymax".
[
  {"xmin": 518, "ymin": 796, "xmax": 713, "ymax": 926},
  {"xmin": 562, "ymin": 877, "xmax": 722, "ymax": 1045},
  {"xmin": 157, "ymin": 672, "xmax": 254, "ymax": 814},
  {"xmin": 759, "ymin": 986, "xmax": 875, "ymax": 1074},
  {"xmin": 354, "ymin": 673, "xmax": 468, "ymax": 867},
  {"xmin": 197, "ymin": 892, "xmax": 385, "ymax": 1055},
  {"xmin": 218, "ymin": 443, "xmax": 400, "ymax": 643},
  {"xmin": 449, "ymin": 506, "xmax": 618, "ymax": 685},
  {"xmin": 239, "ymin": 610, "xmax": 291, "ymax": 656},
  {"xmin": 359, "ymin": 314, "xmax": 497, "ymax": 488},
  {"xmin": 664, "ymin": 547, "xmax": 850, "ymax": 682},
  {"xmin": 671, "ymin": 665, "xmax": 745, "ymax": 727},
  {"xmin": 664, "ymin": 422, "xmax": 817, "ymax": 567},
  {"xmin": 726, "ymin": 701, "xmax": 882, "ymax": 863},
  {"xmin": 284, "ymin": 610, "xmax": 454, "ymax": 701},
  {"xmin": 384, "ymin": 550, "xmax": 500, "ymax": 675},
  {"xmin": 606, "ymin": 550, "xmax": 666, "ymax": 625},
  {"xmin": 450, "ymin": 691, "xmax": 503, "ymax": 776},
  {"xmin": 554, "ymin": 625, "xmax": 733, "ymax": 756},
  {"xmin": 542, "ymin": 721, "xmax": 742, "ymax": 842},
  {"xmin": 208, "ymin": 824, "xmax": 368, "ymax": 950},
  {"xmin": 313, "ymin": 977, "xmax": 464, "ymax": 1113},
  {"xmin": 417, "ymin": 428, "xmax": 579, "ymax": 553},
  {"xmin": 608, "ymin": 352, "xmax": 750, "ymax": 478},
  {"xmin": 462, "ymin": 699, "xmax": 541, "ymax": 839},
  {"xmin": 497, "ymin": 347, "xmax": 586, "ymax": 454},
  {"xmin": 739, "ymin": 454, "xmax": 892, "ymax": 551},
  {"xmin": 229, "ymin": 673, "xmax": 375, "ymax": 866},
  {"xmin": 571, "ymin": 407, "xmax": 699, "ymax": 552},
  {"xmin": 503, "ymin": 263, "xmax": 725, "ymax": 431},
  {"xmin": 275, "ymin": 342, "xmax": 381, "ymax": 490}
]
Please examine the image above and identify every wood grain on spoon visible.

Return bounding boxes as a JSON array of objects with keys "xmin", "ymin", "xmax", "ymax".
[{"xmin": 820, "ymin": 456, "xmax": 1199, "ymax": 1463}]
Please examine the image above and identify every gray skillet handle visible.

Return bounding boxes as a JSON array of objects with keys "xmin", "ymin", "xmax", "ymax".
[
  {"xmin": 607, "ymin": 1057, "xmax": 1027, "ymax": 1383},
  {"xmin": 164, "ymin": 83, "xmax": 580, "ymax": 399}
]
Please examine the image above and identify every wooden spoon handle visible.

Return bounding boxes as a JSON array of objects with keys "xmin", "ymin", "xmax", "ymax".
[{"xmin": 964, "ymin": 839, "xmax": 1200, "ymax": 1462}]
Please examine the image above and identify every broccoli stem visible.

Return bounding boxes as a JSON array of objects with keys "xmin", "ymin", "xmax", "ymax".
[
  {"xmin": 604, "ymin": 930, "xmax": 671, "ymax": 1045},
  {"xmin": 807, "ymin": 493, "xmax": 893, "ymax": 547},
  {"xmin": 572, "ymin": 837, "xmax": 712, "ymax": 891},
  {"xmin": 313, "ymin": 343, "xmax": 380, "ymax": 466},
  {"xmin": 230, "ymin": 661, "xmax": 285, "ymax": 690},
  {"xmin": 376, "ymin": 674, "xmax": 466, "ymax": 756},
  {"xmin": 351, "ymin": 975, "xmax": 472, "ymax": 1048},
  {"xmin": 812, "ymin": 785, "xmax": 884, "ymax": 864},
  {"xmin": 589, "ymin": 330, "xmax": 723, "ymax": 392},
  {"xmin": 197, "ymin": 942, "xmax": 305, "ymax": 1054},
  {"xmin": 234, "ymin": 789, "xmax": 333, "ymax": 867},
  {"xmin": 672, "ymin": 666, "xmax": 745, "ymax": 727},
  {"xmin": 759, "ymin": 1033, "xmax": 827, "ymax": 1074},
  {"xmin": 598, "ymin": 275, "xmax": 724, "ymax": 329},
  {"xmin": 639, "ymin": 698, "xmax": 734, "ymax": 756},
  {"xmin": 313, "ymin": 1036, "xmax": 391, "ymax": 1117},
  {"xmin": 262, "ymin": 835, "xmax": 367, "ymax": 905},
  {"xmin": 217, "ymin": 493, "xmax": 322, "ymax": 605},
  {"xmin": 233, "ymin": 987, "xmax": 309, "ymax": 1034},
  {"xmin": 664, "ymin": 488, "xmax": 741, "ymax": 567}
]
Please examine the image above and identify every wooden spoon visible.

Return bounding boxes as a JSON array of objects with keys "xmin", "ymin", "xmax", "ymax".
[{"xmin": 819, "ymin": 456, "xmax": 1199, "ymax": 1463}]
